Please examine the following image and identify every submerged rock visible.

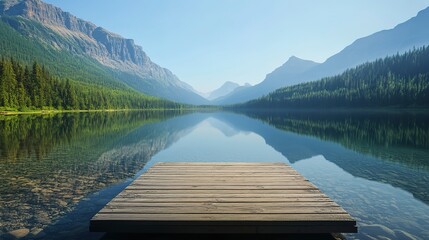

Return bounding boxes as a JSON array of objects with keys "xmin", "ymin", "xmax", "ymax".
[
  {"xmin": 8, "ymin": 228, "xmax": 29, "ymax": 238},
  {"xmin": 30, "ymin": 227, "xmax": 44, "ymax": 236}
]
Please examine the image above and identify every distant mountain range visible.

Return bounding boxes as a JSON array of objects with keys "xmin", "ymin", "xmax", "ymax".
[
  {"xmin": 238, "ymin": 46, "xmax": 429, "ymax": 109},
  {"xmin": 205, "ymin": 81, "xmax": 251, "ymax": 101},
  {"xmin": 0, "ymin": 0, "xmax": 208, "ymax": 105},
  {"xmin": 219, "ymin": 6, "xmax": 429, "ymax": 104}
]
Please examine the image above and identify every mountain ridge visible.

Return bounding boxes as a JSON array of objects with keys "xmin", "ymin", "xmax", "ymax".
[
  {"xmin": 239, "ymin": 46, "xmax": 429, "ymax": 109},
  {"xmin": 206, "ymin": 81, "xmax": 252, "ymax": 101},
  {"xmin": 0, "ymin": 0, "xmax": 208, "ymax": 104},
  {"xmin": 215, "ymin": 56, "xmax": 319, "ymax": 104},
  {"xmin": 218, "ymin": 6, "xmax": 429, "ymax": 104}
]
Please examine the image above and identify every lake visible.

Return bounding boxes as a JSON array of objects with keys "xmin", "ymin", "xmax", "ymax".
[{"xmin": 0, "ymin": 110, "xmax": 428, "ymax": 240}]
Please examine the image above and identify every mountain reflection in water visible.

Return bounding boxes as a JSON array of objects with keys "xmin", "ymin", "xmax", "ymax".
[{"xmin": 0, "ymin": 110, "xmax": 428, "ymax": 240}]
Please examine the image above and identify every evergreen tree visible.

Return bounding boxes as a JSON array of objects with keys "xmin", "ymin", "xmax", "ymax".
[
  {"xmin": 64, "ymin": 79, "xmax": 76, "ymax": 110},
  {"xmin": 0, "ymin": 59, "xmax": 18, "ymax": 107},
  {"xmin": 0, "ymin": 57, "xmax": 185, "ymax": 111},
  {"xmin": 31, "ymin": 62, "xmax": 43, "ymax": 107}
]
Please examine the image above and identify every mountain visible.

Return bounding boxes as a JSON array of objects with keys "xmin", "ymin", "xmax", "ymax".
[
  {"xmin": 238, "ymin": 46, "xmax": 429, "ymax": 109},
  {"xmin": 215, "ymin": 56, "xmax": 319, "ymax": 104},
  {"xmin": 219, "ymin": 6, "xmax": 429, "ymax": 104},
  {"xmin": 206, "ymin": 81, "xmax": 252, "ymax": 101},
  {"xmin": 0, "ymin": 0, "xmax": 207, "ymax": 105},
  {"xmin": 207, "ymin": 81, "xmax": 240, "ymax": 100}
]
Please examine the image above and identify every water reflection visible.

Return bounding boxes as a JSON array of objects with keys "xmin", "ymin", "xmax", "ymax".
[
  {"xmin": 0, "ymin": 111, "xmax": 199, "ymax": 238},
  {"xmin": 1, "ymin": 110, "xmax": 428, "ymax": 240},
  {"xmin": 216, "ymin": 111, "xmax": 429, "ymax": 239},
  {"xmin": 227, "ymin": 111, "xmax": 429, "ymax": 204},
  {"xmin": 241, "ymin": 110, "xmax": 429, "ymax": 169},
  {"xmin": 293, "ymin": 156, "xmax": 429, "ymax": 240}
]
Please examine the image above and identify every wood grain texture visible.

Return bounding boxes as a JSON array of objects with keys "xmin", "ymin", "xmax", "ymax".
[{"xmin": 90, "ymin": 162, "xmax": 357, "ymax": 234}]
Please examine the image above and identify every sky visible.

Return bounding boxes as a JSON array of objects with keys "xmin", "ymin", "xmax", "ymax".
[{"xmin": 44, "ymin": 0, "xmax": 429, "ymax": 93}]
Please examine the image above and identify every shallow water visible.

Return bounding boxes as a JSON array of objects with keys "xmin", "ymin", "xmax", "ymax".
[{"xmin": 0, "ymin": 110, "xmax": 428, "ymax": 239}]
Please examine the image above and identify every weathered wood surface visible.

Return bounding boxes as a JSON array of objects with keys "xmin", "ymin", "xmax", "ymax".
[{"xmin": 90, "ymin": 162, "xmax": 357, "ymax": 234}]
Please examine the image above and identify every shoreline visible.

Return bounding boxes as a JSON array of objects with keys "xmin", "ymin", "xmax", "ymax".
[
  {"xmin": 0, "ymin": 108, "xmax": 213, "ymax": 116},
  {"xmin": 2, "ymin": 106, "xmax": 426, "ymax": 116}
]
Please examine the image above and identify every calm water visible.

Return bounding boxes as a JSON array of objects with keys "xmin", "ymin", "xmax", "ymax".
[{"xmin": 0, "ymin": 110, "xmax": 428, "ymax": 239}]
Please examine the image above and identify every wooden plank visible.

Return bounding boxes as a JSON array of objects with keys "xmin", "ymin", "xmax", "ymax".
[
  {"xmin": 132, "ymin": 181, "xmax": 312, "ymax": 185},
  {"xmin": 122, "ymin": 189, "xmax": 321, "ymax": 194},
  {"xmin": 138, "ymin": 176, "xmax": 305, "ymax": 179},
  {"xmin": 147, "ymin": 170, "xmax": 296, "ymax": 173},
  {"xmin": 90, "ymin": 162, "xmax": 357, "ymax": 234},
  {"xmin": 109, "ymin": 197, "xmax": 334, "ymax": 203},
  {"xmin": 155, "ymin": 162, "xmax": 287, "ymax": 165},
  {"xmin": 133, "ymin": 180, "xmax": 311, "ymax": 184},
  {"xmin": 149, "ymin": 167, "xmax": 295, "ymax": 171},
  {"xmin": 115, "ymin": 194, "xmax": 328, "ymax": 200},
  {"xmin": 92, "ymin": 213, "xmax": 355, "ymax": 222},
  {"xmin": 99, "ymin": 206, "xmax": 347, "ymax": 215},
  {"xmin": 106, "ymin": 202, "xmax": 341, "ymax": 208},
  {"xmin": 121, "ymin": 185, "xmax": 318, "ymax": 190},
  {"xmin": 150, "ymin": 163, "xmax": 290, "ymax": 167},
  {"xmin": 134, "ymin": 181, "xmax": 314, "ymax": 188},
  {"xmin": 142, "ymin": 174, "xmax": 303, "ymax": 177},
  {"xmin": 147, "ymin": 167, "xmax": 295, "ymax": 171},
  {"xmin": 135, "ymin": 177, "xmax": 306, "ymax": 181},
  {"xmin": 134, "ymin": 177, "xmax": 309, "ymax": 181}
]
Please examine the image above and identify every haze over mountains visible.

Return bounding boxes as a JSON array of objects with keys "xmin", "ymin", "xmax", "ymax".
[
  {"xmin": 218, "ymin": 6, "xmax": 429, "ymax": 104},
  {"xmin": 0, "ymin": 0, "xmax": 208, "ymax": 105},
  {"xmin": 205, "ymin": 81, "xmax": 251, "ymax": 101}
]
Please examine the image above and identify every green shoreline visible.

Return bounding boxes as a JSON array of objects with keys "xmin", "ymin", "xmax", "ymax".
[
  {"xmin": 2, "ymin": 106, "xmax": 428, "ymax": 116},
  {"xmin": 0, "ymin": 109, "xmax": 174, "ymax": 116},
  {"xmin": 0, "ymin": 106, "xmax": 221, "ymax": 116}
]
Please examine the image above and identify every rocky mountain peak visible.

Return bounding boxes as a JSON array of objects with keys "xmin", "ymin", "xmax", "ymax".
[
  {"xmin": 2, "ymin": 0, "xmax": 96, "ymax": 35},
  {"xmin": 0, "ymin": 0, "xmax": 23, "ymax": 12},
  {"xmin": 207, "ymin": 81, "xmax": 251, "ymax": 101},
  {"xmin": 221, "ymin": 81, "xmax": 240, "ymax": 88},
  {"xmin": 1, "ymin": 0, "xmax": 155, "ymax": 71},
  {"xmin": 0, "ymin": 0, "xmax": 207, "ymax": 104},
  {"xmin": 286, "ymin": 55, "xmax": 301, "ymax": 62},
  {"xmin": 271, "ymin": 56, "xmax": 320, "ymax": 77},
  {"xmin": 283, "ymin": 56, "xmax": 319, "ymax": 70}
]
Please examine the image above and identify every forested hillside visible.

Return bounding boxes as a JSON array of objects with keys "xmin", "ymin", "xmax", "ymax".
[
  {"xmin": 0, "ymin": 58, "xmax": 183, "ymax": 111},
  {"xmin": 0, "ymin": 19, "xmax": 129, "ymax": 90},
  {"xmin": 240, "ymin": 46, "xmax": 429, "ymax": 109},
  {"xmin": 219, "ymin": 6, "xmax": 429, "ymax": 105},
  {"xmin": 0, "ymin": 0, "xmax": 208, "ymax": 105}
]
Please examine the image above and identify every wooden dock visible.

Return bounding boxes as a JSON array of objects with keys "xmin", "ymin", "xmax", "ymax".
[{"xmin": 90, "ymin": 162, "xmax": 357, "ymax": 234}]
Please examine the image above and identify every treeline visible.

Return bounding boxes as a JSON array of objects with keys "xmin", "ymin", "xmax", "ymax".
[
  {"xmin": 0, "ymin": 57, "xmax": 184, "ymax": 111},
  {"xmin": 240, "ymin": 46, "xmax": 429, "ymax": 109}
]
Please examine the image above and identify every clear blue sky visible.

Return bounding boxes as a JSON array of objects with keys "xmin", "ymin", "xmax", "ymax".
[{"xmin": 44, "ymin": 0, "xmax": 429, "ymax": 92}]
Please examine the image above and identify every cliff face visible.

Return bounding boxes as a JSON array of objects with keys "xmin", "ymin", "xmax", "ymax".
[
  {"xmin": 4, "ymin": 0, "xmax": 96, "ymax": 34},
  {"xmin": 0, "ymin": 0, "xmax": 207, "ymax": 104},
  {"xmin": 2, "ymin": 0, "xmax": 147, "ymax": 66},
  {"xmin": 1, "ymin": 0, "xmax": 159, "ymax": 75},
  {"xmin": 91, "ymin": 27, "xmax": 148, "ymax": 65}
]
